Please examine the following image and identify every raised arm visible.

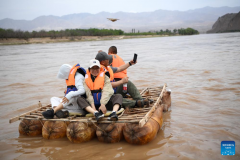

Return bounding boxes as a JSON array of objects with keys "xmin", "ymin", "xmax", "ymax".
[{"xmin": 116, "ymin": 60, "xmax": 137, "ymax": 73}]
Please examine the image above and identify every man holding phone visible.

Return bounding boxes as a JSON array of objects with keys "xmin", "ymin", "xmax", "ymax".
[{"xmin": 96, "ymin": 49, "xmax": 149, "ymax": 108}]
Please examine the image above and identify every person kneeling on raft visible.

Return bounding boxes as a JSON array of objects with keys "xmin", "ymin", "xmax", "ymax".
[{"xmin": 77, "ymin": 59, "xmax": 122, "ymax": 121}]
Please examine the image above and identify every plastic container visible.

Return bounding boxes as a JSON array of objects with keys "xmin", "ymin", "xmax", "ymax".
[{"xmin": 123, "ymin": 83, "xmax": 127, "ymax": 93}]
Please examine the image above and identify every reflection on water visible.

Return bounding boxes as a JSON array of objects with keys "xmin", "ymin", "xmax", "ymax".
[{"xmin": 0, "ymin": 33, "xmax": 240, "ymax": 159}]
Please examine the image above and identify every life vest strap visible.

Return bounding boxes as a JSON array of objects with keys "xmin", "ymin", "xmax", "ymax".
[
  {"xmin": 67, "ymin": 85, "xmax": 75, "ymax": 89},
  {"xmin": 91, "ymin": 89, "xmax": 102, "ymax": 93}
]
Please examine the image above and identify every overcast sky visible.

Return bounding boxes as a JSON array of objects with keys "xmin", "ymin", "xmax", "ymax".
[{"xmin": 0, "ymin": 0, "xmax": 239, "ymax": 20}]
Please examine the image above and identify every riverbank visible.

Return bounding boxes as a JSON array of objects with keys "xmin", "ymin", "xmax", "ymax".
[{"xmin": 0, "ymin": 35, "xmax": 171, "ymax": 45}]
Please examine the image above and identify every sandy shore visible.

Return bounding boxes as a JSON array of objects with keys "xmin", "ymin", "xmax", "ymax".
[{"xmin": 0, "ymin": 35, "xmax": 169, "ymax": 45}]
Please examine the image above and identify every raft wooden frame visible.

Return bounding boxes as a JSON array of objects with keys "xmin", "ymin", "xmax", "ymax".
[{"xmin": 10, "ymin": 84, "xmax": 167, "ymax": 128}]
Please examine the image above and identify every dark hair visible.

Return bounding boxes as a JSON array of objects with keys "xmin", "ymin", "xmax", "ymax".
[{"xmin": 108, "ymin": 46, "xmax": 117, "ymax": 54}]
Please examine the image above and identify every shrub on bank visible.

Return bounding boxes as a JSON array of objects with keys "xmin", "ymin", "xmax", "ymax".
[{"xmin": 0, "ymin": 27, "xmax": 199, "ymax": 40}]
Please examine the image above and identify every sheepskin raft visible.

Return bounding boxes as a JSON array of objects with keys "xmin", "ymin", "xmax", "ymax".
[
  {"xmin": 67, "ymin": 122, "xmax": 96, "ymax": 143},
  {"xmin": 19, "ymin": 119, "xmax": 43, "ymax": 136},
  {"xmin": 42, "ymin": 121, "xmax": 68, "ymax": 139},
  {"xmin": 9, "ymin": 84, "xmax": 171, "ymax": 145}
]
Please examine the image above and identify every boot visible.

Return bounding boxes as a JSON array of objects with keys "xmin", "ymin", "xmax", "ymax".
[
  {"xmin": 42, "ymin": 109, "xmax": 54, "ymax": 119},
  {"xmin": 136, "ymin": 99, "xmax": 150, "ymax": 108},
  {"xmin": 55, "ymin": 110, "xmax": 69, "ymax": 118}
]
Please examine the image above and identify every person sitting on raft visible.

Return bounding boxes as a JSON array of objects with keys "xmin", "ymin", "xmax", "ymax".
[
  {"xmin": 77, "ymin": 59, "xmax": 122, "ymax": 121},
  {"xmin": 42, "ymin": 63, "xmax": 86, "ymax": 119},
  {"xmin": 96, "ymin": 51, "xmax": 149, "ymax": 108},
  {"xmin": 108, "ymin": 46, "xmax": 128, "ymax": 82}
]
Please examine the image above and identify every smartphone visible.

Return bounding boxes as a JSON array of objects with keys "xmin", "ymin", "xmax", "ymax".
[{"xmin": 133, "ymin": 53, "xmax": 138, "ymax": 63}]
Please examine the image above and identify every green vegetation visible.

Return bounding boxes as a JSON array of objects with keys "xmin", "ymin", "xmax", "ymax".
[
  {"xmin": 0, "ymin": 27, "xmax": 199, "ymax": 40},
  {"xmin": 126, "ymin": 28, "xmax": 199, "ymax": 36},
  {"xmin": 220, "ymin": 30, "xmax": 240, "ymax": 33},
  {"xmin": 177, "ymin": 28, "xmax": 199, "ymax": 35},
  {"xmin": 0, "ymin": 28, "xmax": 124, "ymax": 40}
]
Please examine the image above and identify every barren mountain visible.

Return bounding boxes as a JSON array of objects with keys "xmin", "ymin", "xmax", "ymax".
[
  {"xmin": 0, "ymin": 6, "xmax": 239, "ymax": 33},
  {"xmin": 207, "ymin": 12, "xmax": 240, "ymax": 33}
]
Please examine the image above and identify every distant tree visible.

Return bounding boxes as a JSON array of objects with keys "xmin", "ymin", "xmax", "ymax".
[
  {"xmin": 173, "ymin": 29, "xmax": 177, "ymax": 34},
  {"xmin": 0, "ymin": 28, "xmax": 7, "ymax": 39},
  {"xmin": 23, "ymin": 31, "xmax": 30, "ymax": 40},
  {"xmin": 39, "ymin": 30, "xmax": 47, "ymax": 37},
  {"xmin": 32, "ymin": 31, "xmax": 38, "ymax": 38},
  {"xmin": 49, "ymin": 30, "xmax": 56, "ymax": 39},
  {"xmin": 6, "ymin": 29, "xmax": 15, "ymax": 38},
  {"xmin": 177, "ymin": 28, "xmax": 199, "ymax": 35}
]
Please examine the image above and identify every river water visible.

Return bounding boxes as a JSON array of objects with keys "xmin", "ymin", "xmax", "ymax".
[{"xmin": 0, "ymin": 33, "xmax": 240, "ymax": 160}]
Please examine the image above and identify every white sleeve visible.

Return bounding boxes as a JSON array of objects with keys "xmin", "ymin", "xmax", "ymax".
[{"xmin": 65, "ymin": 72, "xmax": 86, "ymax": 100}]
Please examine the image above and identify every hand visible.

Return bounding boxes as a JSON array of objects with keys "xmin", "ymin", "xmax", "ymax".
[
  {"xmin": 99, "ymin": 104, "xmax": 107, "ymax": 114},
  {"xmin": 121, "ymin": 77, "xmax": 129, "ymax": 84},
  {"xmin": 62, "ymin": 97, "xmax": 69, "ymax": 104},
  {"xmin": 130, "ymin": 60, "xmax": 137, "ymax": 65}
]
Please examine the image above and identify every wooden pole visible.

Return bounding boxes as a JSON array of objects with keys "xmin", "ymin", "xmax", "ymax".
[
  {"xmin": 19, "ymin": 117, "xmax": 140, "ymax": 123},
  {"xmin": 9, "ymin": 108, "xmax": 41, "ymax": 123},
  {"xmin": 139, "ymin": 84, "xmax": 166, "ymax": 127},
  {"xmin": 9, "ymin": 103, "xmax": 51, "ymax": 123},
  {"xmin": 140, "ymin": 87, "xmax": 149, "ymax": 95}
]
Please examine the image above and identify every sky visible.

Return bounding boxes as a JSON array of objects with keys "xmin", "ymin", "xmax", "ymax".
[{"xmin": 0, "ymin": 0, "xmax": 240, "ymax": 20}]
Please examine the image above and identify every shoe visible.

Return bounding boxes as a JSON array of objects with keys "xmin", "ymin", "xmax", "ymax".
[
  {"xmin": 42, "ymin": 109, "xmax": 54, "ymax": 119},
  {"xmin": 94, "ymin": 111, "xmax": 104, "ymax": 122},
  {"xmin": 145, "ymin": 98, "xmax": 154, "ymax": 104},
  {"xmin": 136, "ymin": 99, "xmax": 150, "ymax": 108},
  {"xmin": 107, "ymin": 112, "xmax": 118, "ymax": 121},
  {"xmin": 56, "ymin": 110, "xmax": 69, "ymax": 118}
]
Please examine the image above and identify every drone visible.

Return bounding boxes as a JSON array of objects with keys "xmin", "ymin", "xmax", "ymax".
[{"xmin": 107, "ymin": 18, "xmax": 119, "ymax": 22}]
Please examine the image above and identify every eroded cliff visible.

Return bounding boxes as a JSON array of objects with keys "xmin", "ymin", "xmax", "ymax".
[{"xmin": 207, "ymin": 12, "xmax": 240, "ymax": 33}]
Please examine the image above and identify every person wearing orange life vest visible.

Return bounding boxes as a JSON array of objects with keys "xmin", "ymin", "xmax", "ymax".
[
  {"xmin": 107, "ymin": 47, "xmax": 150, "ymax": 108},
  {"xmin": 42, "ymin": 63, "xmax": 86, "ymax": 119},
  {"xmin": 77, "ymin": 59, "xmax": 123, "ymax": 121},
  {"xmin": 96, "ymin": 51, "xmax": 131, "ymax": 91},
  {"xmin": 101, "ymin": 64, "xmax": 118, "ymax": 93},
  {"xmin": 95, "ymin": 51, "xmax": 118, "ymax": 94},
  {"xmin": 108, "ymin": 46, "xmax": 127, "ymax": 81}
]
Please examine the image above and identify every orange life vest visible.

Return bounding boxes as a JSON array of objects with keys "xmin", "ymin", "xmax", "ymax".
[
  {"xmin": 101, "ymin": 65, "xmax": 114, "ymax": 81},
  {"xmin": 85, "ymin": 67, "xmax": 105, "ymax": 106},
  {"xmin": 109, "ymin": 54, "xmax": 127, "ymax": 79},
  {"xmin": 101, "ymin": 65, "xmax": 117, "ymax": 93},
  {"xmin": 65, "ymin": 63, "xmax": 86, "ymax": 95}
]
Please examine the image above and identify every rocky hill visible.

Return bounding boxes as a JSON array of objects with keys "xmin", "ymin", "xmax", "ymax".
[
  {"xmin": 207, "ymin": 12, "xmax": 240, "ymax": 33},
  {"xmin": 0, "ymin": 6, "xmax": 240, "ymax": 33}
]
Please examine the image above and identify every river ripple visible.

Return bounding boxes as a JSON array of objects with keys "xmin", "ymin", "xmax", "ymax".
[{"xmin": 0, "ymin": 33, "xmax": 240, "ymax": 160}]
